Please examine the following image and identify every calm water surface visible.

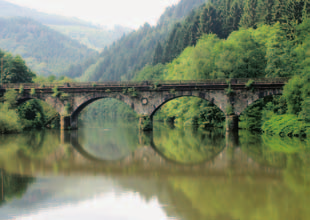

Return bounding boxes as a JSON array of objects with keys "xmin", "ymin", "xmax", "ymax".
[{"xmin": 0, "ymin": 122, "xmax": 309, "ymax": 220}]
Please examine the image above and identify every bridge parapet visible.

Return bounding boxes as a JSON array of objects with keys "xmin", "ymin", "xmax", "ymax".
[{"xmin": 0, "ymin": 77, "xmax": 289, "ymax": 90}]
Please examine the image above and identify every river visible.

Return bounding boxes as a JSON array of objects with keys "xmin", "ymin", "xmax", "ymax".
[{"xmin": 0, "ymin": 121, "xmax": 309, "ymax": 220}]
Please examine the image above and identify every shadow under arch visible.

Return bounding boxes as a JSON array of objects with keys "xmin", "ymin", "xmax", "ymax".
[
  {"xmin": 149, "ymin": 94, "xmax": 225, "ymax": 119},
  {"xmin": 238, "ymin": 94, "xmax": 284, "ymax": 131},
  {"xmin": 16, "ymin": 97, "xmax": 60, "ymax": 127},
  {"xmin": 71, "ymin": 96, "xmax": 138, "ymax": 128},
  {"xmin": 238, "ymin": 91, "xmax": 283, "ymax": 116}
]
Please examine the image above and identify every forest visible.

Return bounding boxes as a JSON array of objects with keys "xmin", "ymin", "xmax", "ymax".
[{"xmin": 81, "ymin": 0, "xmax": 310, "ymax": 138}]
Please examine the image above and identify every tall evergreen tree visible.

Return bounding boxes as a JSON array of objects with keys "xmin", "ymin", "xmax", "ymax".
[
  {"xmin": 200, "ymin": 4, "xmax": 222, "ymax": 36},
  {"xmin": 303, "ymin": 0, "xmax": 310, "ymax": 20},
  {"xmin": 257, "ymin": 0, "xmax": 275, "ymax": 25},
  {"xmin": 229, "ymin": 1, "xmax": 243, "ymax": 31},
  {"xmin": 272, "ymin": 0, "xmax": 289, "ymax": 24},
  {"xmin": 240, "ymin": 0, "xmax": 258, "ymax": 29},
  {"xmin": 153, "ymin": 42, "xmax": 164, "ymax": 65},
  {"xmin": 190, "ymin": 15, "xmax": 201, "ymax": 46}
]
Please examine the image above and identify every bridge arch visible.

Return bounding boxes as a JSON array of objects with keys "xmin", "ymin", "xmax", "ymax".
[
  {"xmin": 234, "ymin": 89, "xmax": 283, "ymax": 116},
  {"xmin": 70, "ymin": 95, "xmax": 138, "ymax": 129},
  {"xmin": 149, "ymin": 94, "xmax": 225, "ymax": 119}
]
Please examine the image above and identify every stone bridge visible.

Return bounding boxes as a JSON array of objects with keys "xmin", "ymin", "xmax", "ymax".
[{"xmin": 0, "ymin": 78, "xmax": 288, "ymax": 131}]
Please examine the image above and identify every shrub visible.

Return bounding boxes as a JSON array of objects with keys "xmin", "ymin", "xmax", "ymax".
[
  {"xmin": 225, "ymin": 84, "xmax": 235, "ymax": 96},
  {"xmin": 245, "ymin": 79, "xmax": 255, "ymax": 91},
  {"xmin": 60, "ymin": 93, "xmax": 70, "ymax": 101},
  {"xmin": 128, "ymin": 87, "xmax": 138, "ymax": 97},
  {"xmin": 262, "ymin": 114, "xmax": 310, "ymax": 137},
  {"xmin": 30, "ymin": 88, "xmax": 35, "ymax": 95},
  {"xmin": 226, "ymin": 104, "xmax": 234, "ymax": 116},
  {"xmin": 169, "ymin": 89, "xmax": 176, "ymax": 94},
  {"xmin": 52, "ymin": 86, "xmax": 61, "ymax": 97},
  {"xmin": 19, "ymin": 85, "xmax": 24, "ymax": 94}
]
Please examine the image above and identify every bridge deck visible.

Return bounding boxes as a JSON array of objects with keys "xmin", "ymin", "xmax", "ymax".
[{"xmin": 0, "ymin": 78, "xmax": 289, "ymax": 91}]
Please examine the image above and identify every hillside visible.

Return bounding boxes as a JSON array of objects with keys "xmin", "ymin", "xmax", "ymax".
[
  {"xmin": 0, "ymin": 0, "xmax": 132, "ymax": 52},
  {"xmin": 0, "ymin": 17, "xmax": 97, "ymax": 76},
  {"xmin": 0, "ymin": 0, "xmax": 96, "ymax": 27},
  {"xmin": 75, "ymin": 0, "xmax": 205, "ymax": 81},
  {"xmin": 49, "ymin": 25, "xmax": 132, "ymax": 51}
]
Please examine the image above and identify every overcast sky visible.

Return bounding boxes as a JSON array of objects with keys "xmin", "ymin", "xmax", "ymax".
[{"xmin": 6, "ymin": 0, "xmax": 181, "ymax": 29}]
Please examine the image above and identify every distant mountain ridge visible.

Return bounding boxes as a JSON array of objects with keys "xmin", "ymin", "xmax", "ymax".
[
  {"xmin": 0, "ymin": 0, "xmax": 97, "ymax": 27},
  {"xmin": 0, "ymin": 0, "xmax": 133, "ymax": 75},
  {"xmin": 0, "ymin": 17, "xmax": 97, "ymax": 76}
]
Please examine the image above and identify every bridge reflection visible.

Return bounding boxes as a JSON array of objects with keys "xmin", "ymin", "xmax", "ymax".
[
  {"xmin": 58, "ymin": 129, "xmax": 283, "ymax": 176},
  {"xmin": 0, "ymin": 128, "xmax": 290, "ymax": 176}
]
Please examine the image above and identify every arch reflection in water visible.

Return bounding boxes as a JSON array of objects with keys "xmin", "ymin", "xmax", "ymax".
[
  {"xmin": 152, "ymin": 124, "xmax": 226, "ymax": 164},
  {"xmin": 71, "ymin": 123, "xmax": 141, "ymax": 161}
]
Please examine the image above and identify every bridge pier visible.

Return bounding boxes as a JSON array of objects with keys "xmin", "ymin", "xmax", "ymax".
[
  {"xmin": 139, "ymin": 115, "xmax": 153, "ymax": 131},
  {"xmin": 226, "ymin": 114, "xmax": 239, "ymax": 132},
  {"xmin": 60, "ymin": 116, "xmax": 78, "ymax": 130},
  {"xmin": 60, "ymin": 116, "xmax": 71, "ymax": 130}
]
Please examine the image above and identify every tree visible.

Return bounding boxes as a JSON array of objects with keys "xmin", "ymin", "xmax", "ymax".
[
  {"xmin": 272, "ymin": 0, "xmax": 289, "ymax": 24},
  {"xmin": 153, "ymin": 42, "xmax": 164, "ymax": 65},
  {"xmin": 200, "ymin": 4, "xmax": 222, "ymax": 36},
  {"xmin": 1, "ymin": 53, "xmax": 35, "ymax": 84},
  {"xmin": 189, "ymin": 15, "xmax": 201, "ymax": 46},
  {"xmin": 265, "ymin": 23, "xmax": 296, "ymax": 77},
  {"xmin": 303, "ymin": 0, "xmax": 310, "ymax": 20},
  {"xmin": 240, "ymin": 0, "xmax": 258, "ymax": 29},
  {"xmin": 229, "ymin": 1, "xmax": 243, "ymax": 31},
  {"xmin": 257, "ymin": 0, "xmax": 275, "ymax": 25}
]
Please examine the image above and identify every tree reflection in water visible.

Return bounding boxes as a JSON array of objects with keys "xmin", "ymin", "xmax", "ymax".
[
  {"xmin": 0, "ymin": 125, "xmax": 309, "ymax": 219},
  {"xmin": 0, "ymin": 170, "xmax": 34, "ymax": 206},
  {"xmin": 152, "ymin": 124, "xmax": 226, "ymax": 164}
]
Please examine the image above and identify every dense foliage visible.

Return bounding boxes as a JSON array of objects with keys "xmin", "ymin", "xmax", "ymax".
[
  {"xmin": 0, "ymin": 49, "xmax": 35, "ymax": 83},
  {"xmin": 0, "ymin": 52, "xmax": 63, "ymax": 133},
  {"xmin": 131, "ymin": 0, "xmax": 310, "ymax": 135}
]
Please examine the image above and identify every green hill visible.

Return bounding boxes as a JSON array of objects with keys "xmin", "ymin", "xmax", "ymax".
[
  {"xmin": 75, "ymin": 0, "xmax": 206, "ymax": 81},
  {"xmin": 0, "ymin": 17, "xmax": 97, "ymax": 76},
  {"xmin": 48, "ymin": 25, "xmax": 132, "ymax": 51},
  {"xmin": 0, "ymin": 0, "xmax": 132, "ymax": 76}
]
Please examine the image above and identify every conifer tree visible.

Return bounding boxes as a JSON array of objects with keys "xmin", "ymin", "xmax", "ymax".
[
  {"xmin": 303, "ymin": 0, "xmax": 310, "ymax": 19},
  {"xmin": 272, "ymin": 0, "xmax": 289, "ymax": 24},
  {"xmin": 200, "ymin": 4, "xmax": 222, "ymax": 36},
  {"xmin": 229, "ymin": 1, "xmax": 243, "ymax": 31},
  {"xmin": 189, "ymin": 15, "xmax": 201, "ymax": 46},
  {"xmin": 257, "ymin": 0, "xmax": 275, "ymax": 25},
  {"xmin": 153, "ymin": 42, "xmax": 164, "ymax": 65},
  {"xmin": 240, "ymin": 0, "xmax": 258, "ymax": 29}
]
